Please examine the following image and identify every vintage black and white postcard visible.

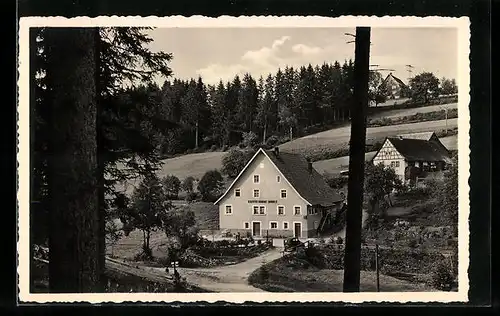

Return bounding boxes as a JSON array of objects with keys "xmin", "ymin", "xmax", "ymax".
[{"xmin": 17, "ymin": 15, "xmax": 470, "ymax": 304}]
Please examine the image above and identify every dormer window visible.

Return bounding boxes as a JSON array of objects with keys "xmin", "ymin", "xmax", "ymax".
[{"xmin": 253, "ymin": 174, "xmax": 260, "ymax": 183}]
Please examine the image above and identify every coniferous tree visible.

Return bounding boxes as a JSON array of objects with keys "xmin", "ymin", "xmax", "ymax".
[{"xmin": 44, "ymin": 27, "xmax": 100, "ymax": 292}]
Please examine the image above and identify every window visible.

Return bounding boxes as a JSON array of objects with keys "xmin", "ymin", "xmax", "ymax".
[
  {"xmin": 253, "ymin": 206, "xmax": 259, "ymax": 215},
  {"xmin": 225, "ymin": 205, "xmax": 232, "ymax": 215},
  {"xmin": 308, "ymin": 207, "xmax": 316, "ymax": 215},
  {"xmin": 277, "ymin": 205, "xmax": 285, "ymax": 215},
  {"xmin": 253, "ymin": 205, "xmax": 266, "ymax": 215},
  {"xmin": 244, "ymin": 222, "xmax": 249, "ymax": 229},
  {"xmin": 269, "ymin": 222, "xmax": 278, "ymax": 229},
  {"xmin": 235, "ymin": 189, "xmax": 241, "ymax": 197},
  {"xmin": 276, "ymin": 175, "xmax": 281, "ymax": 183},
  {"xmin": 253, "ymin": 189, "xmax": 260, "ymax": 198},
  {"xmin": 395, "ymin": 161, "xmax": 400, "ymax": 167},
  {"xmin": 294, "ymin": 206, "xmax": 301, "ymax": 215},
  {"xmin": 259, "ymin": 206, "xmax": 266, "ymax": 215},
  {"xmin": 280, "ymin": 189, "xmax": 287, "ymax": 199},
  {"xmin": 390, "ymin": 161, "xmax": 396, "ymax": 168},
  {"xmin": 253, "ymin": 174, "xmax": 260, "ymax": 183},
  {"xmin": 283, "ymin": 222, "xmax": 289, "ymax": 230}
]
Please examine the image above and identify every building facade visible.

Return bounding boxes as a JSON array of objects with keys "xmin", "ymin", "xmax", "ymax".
[
  {"xmin": 371, "ymin": 132, "xmax": 452, "ymax": 184},
  {"xmin": 215, "ymin": 148, "xmax": 344, "ymax": 239}
]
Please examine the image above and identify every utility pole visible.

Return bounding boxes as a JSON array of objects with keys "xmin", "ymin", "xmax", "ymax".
[
  {"xmin": 343, "ymin": 27, "xmax": 371, "ymax": 292},
  {"xmin": 375, "ymin": 244, "xmax": 380, "ymax": 292}
]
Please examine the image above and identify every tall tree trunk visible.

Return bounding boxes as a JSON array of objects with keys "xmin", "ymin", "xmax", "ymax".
[
  {"xmin": 343, "ymin": 27, "xmax": 371, "ymax": 293},
  {"xmin": 263, "ymin": 122, "xmax": 267, "ymax": 144},
  {"xmin": 195, "ymin": 121, "xmax": 199, "ymax": 148},
  {"xmin": 45, "ymin": 27, "xmax": 100, "ymax": 292}
]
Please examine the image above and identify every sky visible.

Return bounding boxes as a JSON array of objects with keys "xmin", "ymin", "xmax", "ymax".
[{"xmin": 146, "ymin": 27, "xmax": 458, "ymax": 86}]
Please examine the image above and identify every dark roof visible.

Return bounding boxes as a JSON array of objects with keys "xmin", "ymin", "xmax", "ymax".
[
  {"xmin": 381, "ymin": 73, "xmax": 408, "ymax": 88},
  {"xmin": 387, "ymin": 137, "xmax": 452, "ymax": 163},
  {"xmin": 266, "ymin": 150, "xmax": 344, "ymax": 206}
]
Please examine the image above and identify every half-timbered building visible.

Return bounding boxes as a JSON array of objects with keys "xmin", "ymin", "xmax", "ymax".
[{"xmin": 371, "ymin": 132, "xmax": 452, "ymax": 184}]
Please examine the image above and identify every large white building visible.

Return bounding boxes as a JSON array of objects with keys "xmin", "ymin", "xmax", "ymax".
[{"xmin": 214, "ymin": 147, "xmax": 344, "ymax": 239}]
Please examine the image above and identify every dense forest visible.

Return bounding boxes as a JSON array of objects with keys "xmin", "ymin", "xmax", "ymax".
[{"xmin": 156, "ymin": 61, "xmax": 371, "ymax": 155}]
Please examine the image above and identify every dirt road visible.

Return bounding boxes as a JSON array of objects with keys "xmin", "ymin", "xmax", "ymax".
[{"xmin": 149, "ymin": 248, "xmax": 283, "ymax": 292}]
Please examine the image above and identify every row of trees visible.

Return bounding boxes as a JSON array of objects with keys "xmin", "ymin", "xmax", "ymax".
[{"xmin": 143, "ymin": 69, "xmax": 458, "ymax": 156}]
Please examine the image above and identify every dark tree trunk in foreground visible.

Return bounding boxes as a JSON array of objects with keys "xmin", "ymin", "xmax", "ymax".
[
  {"xmin": 45, "ymin": 27, "xmax": 100, "ymax": 292},
  {"xmin": 343, "ymin": 27, "xmax": 371, "ymax": 292}
]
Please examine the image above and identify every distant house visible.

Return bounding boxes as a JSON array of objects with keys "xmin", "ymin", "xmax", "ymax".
[
  {"xmin": 214, "ymin": 147, "xmax": 344, "ymax": 239},
  {"xmin": 371, "ymin": 132, "xmax": 452, "ymax": 184},
  {"xmin": 380, "ymin": 73, "xmax": 408, "ymax": 100}
]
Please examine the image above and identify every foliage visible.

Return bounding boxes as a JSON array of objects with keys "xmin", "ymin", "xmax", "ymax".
[
  {"xmin": 181, "ymin": 176, "xmax": 195, "ymax": 194},
  {"xmin": 163, "ymin": 207, "xmax": 198, "ymax": 249},
  {"xmin": 430, "ymin": 260, "xmax": 456, "ymax": 291},
  {"xmin": 162, "ymin": 175, "xmax": 181, "ymax": 199},
  {"xmin": 440, "ymin": 77, "xmax": 458, "ymax": 96},
  {"xmin": 324, "ymin": 173, "xmax": 349, "ymax": 190},
  {"xmin": 242, "ymin": 131, "xmax": 259, "ymax": 148},
  {"xmin": 409, "ymin": 72, "xmax": 440, "ymax": 103},
  {"xmin": 368, "ymin": 108, "xmax": 458, "ymax": 128},
  {"xmin": 368, "ymin": 71, "xmax": 388, "ymax": 106},
  {"xmin": 221, "ymin": 147, "xmax": 257, "ymax": 178},
  {"xmin": 122, "ymin": 173, "xmax": 170, "ymax": 257},
  {"xmin": 197, "ymin": 170, "xmax": 225, "ymax": 202},
  {"xmin": 365, "ymin": 163, "xmax": 404, "ymax": 211},
  {"xmin": 105, "ymin": 220, "xmax": 123, "ymax": 257}
]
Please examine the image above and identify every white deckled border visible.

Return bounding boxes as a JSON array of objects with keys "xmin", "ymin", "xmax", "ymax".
[{"xmin": 17, "ymin": 15, "xmax": 471, "ymax": 304}]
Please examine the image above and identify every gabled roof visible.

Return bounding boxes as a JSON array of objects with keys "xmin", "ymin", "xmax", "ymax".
[
  {"xmin": 214, "ymin": 148, "xmax": 344, "ymax": 206},
  {"xmin": 381, "ymin": 73, "xmax": 408, "ymax": 89},
  {"xmin": 385, "ymin": 137, "xmax": 452, "ymax": 163},
  {"xmin": 397, "ymin": 131, "xmax": 436, "ymax": 141},
  {"xmin": 266, "ymin": 150, "xmax": 344, "ymax": 206}
]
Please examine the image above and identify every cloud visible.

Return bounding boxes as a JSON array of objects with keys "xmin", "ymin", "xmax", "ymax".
[
  {"xmin": 196, "ymin": 36, "xmax": 353, "ymax": 84},
  {"xmin": 291, "ymin": 44, "xmax": 323, "ymax": 55}
]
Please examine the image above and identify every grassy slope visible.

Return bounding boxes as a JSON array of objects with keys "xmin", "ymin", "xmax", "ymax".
[{"xmin": 108, "ymin": 202, "xmax": 218, "ymax": 260}]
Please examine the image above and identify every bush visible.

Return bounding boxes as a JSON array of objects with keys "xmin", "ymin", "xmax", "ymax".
[
  {"xmin": 265, "ymin": 135, "xmax": 280, "ymax": 147},
  {"xmin": 197, "ymin": 170, "xmax": 224, "ymax": 202},
  {"xmin": 210, "ymin": 145, "xmax": 218, "ymax": 152},
  {"xmin": 242, "ymin": 131, "xmax": 259, "ymax": 148},
  {"xmin": 431, "ymin": 261, "xmax": 455, "ymax": 291},
  {"xmin": 185, "ymin": 192, "xmax": 198, "ymax": 202},
  {"xmin": 162, "ymin": 175, "xmax": 181, "ymax": 199}
]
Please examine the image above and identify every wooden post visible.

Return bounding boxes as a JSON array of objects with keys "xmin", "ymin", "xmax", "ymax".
[
  {"xmin": 375, "ymin": 244, "xmax": 380, "ymax": 292},
  {"xmin": 343, "ymin": 27, "xmax": 371, "ymax": 293}
]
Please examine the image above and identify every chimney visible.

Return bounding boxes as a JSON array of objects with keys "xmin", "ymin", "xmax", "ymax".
[{"xmin": 274, "ymin": 147, "xmax": 279, "ymax": 157}]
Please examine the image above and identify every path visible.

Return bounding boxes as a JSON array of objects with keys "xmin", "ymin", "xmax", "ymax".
[{"xmin": 149, "ymin": 248, "xmax": 283, "ymax": 292}]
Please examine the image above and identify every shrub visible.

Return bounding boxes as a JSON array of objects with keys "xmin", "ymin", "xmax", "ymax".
[
  {"xmin": 242, "ymin": 131, "xmax": 259, "ymax": 148},
  {"xmin": 265, "ymin": 135, "xmax": 280, "ymax": 147},
  {"xmin": 210, "ymin": 145, "xmax": 218, "ymax": 152},
  {"xmin": 185, "ymin": 192, "xmax": 198, "ymax": 202},
  {"xmin": 162, "ymin": 175, "xmax": 181, "ymax": 199},
  {"xmin": 430, "ymin": 261, "xmax": 455, "ymax": 291},
  {"xmin": 181, "ymin": 176, "xmax": 195, "ymax": 194},
  {"xmin": 197, "ymin": 170, "xmax": 224, "ymax": 202}
]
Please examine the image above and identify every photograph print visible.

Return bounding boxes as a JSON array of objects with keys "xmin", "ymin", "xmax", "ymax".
[{"xmin": 17, "ymin": 16, "xmax": 470, "ymax": 303}]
